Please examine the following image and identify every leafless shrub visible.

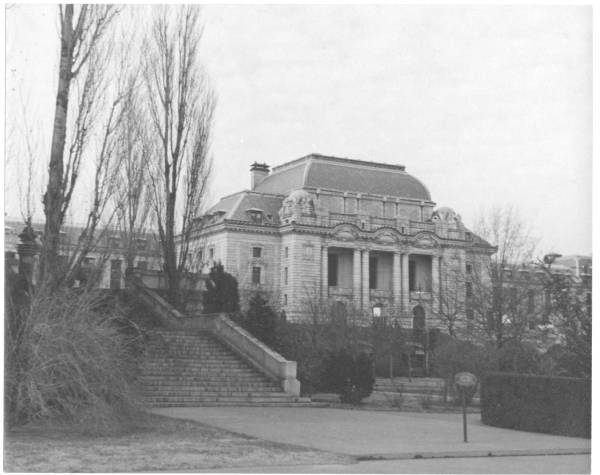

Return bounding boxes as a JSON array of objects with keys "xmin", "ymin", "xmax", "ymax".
[{"xmin": 5, "ymin": 284, "xmax": 143, "ymax": 431}]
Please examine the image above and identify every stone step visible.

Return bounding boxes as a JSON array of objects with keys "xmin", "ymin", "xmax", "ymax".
[
  {"xmin": 140, "ymin": 368, "xmax": 262, "ymax": 376},
  {"xmin": 147, "ymin": 401, "xmax": 317, "ymax": 408},
  {"xmin": 140, "ymin": 328, "xmax": 308, "ymax": 407},
  {"xmin": 143, "ymin": 357, "xmax": 245, "ymax": 364},
  {"xmin": 145, "ymin": 395, "xmax": 307, "ymax": 404},
  {"xmin": 141, "ymin": 362, "xmax": 256, "ymax": 370},
  {"xmin": 140, "ymin": 383, "xmax": 280, "ymax": 391},
  {"xmin": 140, "ymin": 376, "xmax": 274, "ymax": 383},
  {"xmin": 141, "ymin": 390, "xmax": 283, "ymax": 397}
]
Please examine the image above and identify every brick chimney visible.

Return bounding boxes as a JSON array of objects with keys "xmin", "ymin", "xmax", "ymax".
[{"xmin": 250, "ymin": 162, "xmax": 270, "ymax": 189}]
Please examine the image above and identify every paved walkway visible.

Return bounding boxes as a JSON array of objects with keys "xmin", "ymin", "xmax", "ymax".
[
  {"xmin": 203, "ymin": 454, "xmax": 591, "ymax": 474},
  {"xmin": 153, "ymin": 407, "xmax": 590, "ymax": 459}
]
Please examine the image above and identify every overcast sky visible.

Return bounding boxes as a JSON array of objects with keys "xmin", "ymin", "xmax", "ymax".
[{"xmin": 5, "ymin": 5, "xmax": 592, "ymax": 256}]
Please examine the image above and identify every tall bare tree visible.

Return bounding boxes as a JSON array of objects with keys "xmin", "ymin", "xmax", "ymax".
[
  {"xmin": 41, "ymin": 5, "xmax": 118, "ymax": 285},
  {"xmin": 112, "ymin": 70, "xmax": 154, "ymax": 274},
  {"xmin": 430, "ymin": 258, "xmax": 468, "ymax": 338},
  {"xmin": 467, "ymin": 205, "xmax": 539, "ymax": 348},
  {"xmin": 143, "ymin": 6, "xmax": 215, "ymax": 306}
]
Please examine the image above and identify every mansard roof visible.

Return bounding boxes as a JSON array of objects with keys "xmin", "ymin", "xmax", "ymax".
[
  {"xmin": 205, "ymin": 192, "xmax": 283, "ymax": 224},
  {"xmin": 254, "ymin": 154, "xmax": 432, "ymax": 201}
]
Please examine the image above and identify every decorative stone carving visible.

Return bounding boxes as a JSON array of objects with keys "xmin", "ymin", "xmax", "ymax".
[
  {"xmin": 374, "ymin": 229, "xmax": 399, "ymax": 245},
  {"xmin": 431, "ymin": 206, "xmax": 462, "ymax": 226},
  {"xmin": 279, "ymin": 189, "xmax": 315, "ymax": 221},
  {"xmin": 332, "ymin": 224, "xmax": 359, "ymax": 242},
  {"xmin": 413, "ymin": 232, "xmax": 438, "ymax": 249}
]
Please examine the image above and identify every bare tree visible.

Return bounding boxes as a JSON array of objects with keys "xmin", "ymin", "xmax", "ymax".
[
  {"xmin": 113, "ymin": 73, "xmax": 154, "ymax": 274},
  {"xmin": 467, "ymin": 205, "xmax": 539, "ymax": 348},
  {"xmin": 431, "ymin": 259, "xmax": 468, "ymax": 338},
  {"xmin": 41, "ymin": 5, "xmax": 119, "ymax": 286},
  {"xmin": 143, "ymin": 5, "xmax": 215, "ymax": 306}
]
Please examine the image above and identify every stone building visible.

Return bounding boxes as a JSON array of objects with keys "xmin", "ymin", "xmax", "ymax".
[
  {"xmin": 191, "ymin": 154, "xmax": 496, "ymax": 329},
  {"xmin": 4, "ymin": 220, "xmax": 162, "ymax": 289}
]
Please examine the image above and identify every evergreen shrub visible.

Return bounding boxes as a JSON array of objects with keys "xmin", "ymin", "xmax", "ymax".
[
  {"xmin": 481, "ymin": 372, "xmax": 591, "ymax": 438},
  {"xmin": 320, "ymin": 348, "xmax": 375, "ymax": 404}
]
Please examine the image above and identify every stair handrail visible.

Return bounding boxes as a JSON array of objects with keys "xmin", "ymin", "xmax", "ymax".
[{"xmin": 210, "ymin": 313, "xmax": 300, "ymax": 396}]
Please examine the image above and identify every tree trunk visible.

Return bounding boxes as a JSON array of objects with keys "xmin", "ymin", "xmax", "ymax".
[{"xmin": 41, "ymin": 5, "xmax": 74, "ymax": 285}]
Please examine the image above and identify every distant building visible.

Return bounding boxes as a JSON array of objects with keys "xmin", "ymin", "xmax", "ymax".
[
  {"xmin": 4, "ymin": 220, "xmax": 162, "ymax": 289},
  {"xmin": 493, "ymin": 256, "xmax": 592, "ymax": 349},
  {"xmin": 189, "ymin": 154, "xmax": 496, "ymax": 327}
]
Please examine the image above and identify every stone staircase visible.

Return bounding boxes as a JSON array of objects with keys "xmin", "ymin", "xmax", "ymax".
[{"xmin": 140, "ymin": 329, "xmax": 312, "ymax": 407}]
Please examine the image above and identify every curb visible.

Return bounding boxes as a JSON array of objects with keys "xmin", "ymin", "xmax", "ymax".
[{"xmin": 356, "ymin": 447, "xmax": 591, "ymax": 461}]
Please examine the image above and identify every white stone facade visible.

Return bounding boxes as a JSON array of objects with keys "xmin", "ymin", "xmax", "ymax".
[{"xmin": 191, "ymin": 154, "xmax": 495, "ymax": 328}]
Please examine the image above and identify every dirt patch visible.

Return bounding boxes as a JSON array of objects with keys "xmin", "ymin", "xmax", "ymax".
[{"xmin": 4, "ymin": 413, "xmax": 351, "ymax": 472}]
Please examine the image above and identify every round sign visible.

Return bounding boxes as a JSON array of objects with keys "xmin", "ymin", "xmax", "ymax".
[{"xmin": 454, "ymin": 372, "xmax": 477, "ymax": 388}]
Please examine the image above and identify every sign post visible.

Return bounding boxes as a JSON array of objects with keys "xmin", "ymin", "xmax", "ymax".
[{"xmin": 454, "ymin": 372, "xmax": 477, "ymax": 443}]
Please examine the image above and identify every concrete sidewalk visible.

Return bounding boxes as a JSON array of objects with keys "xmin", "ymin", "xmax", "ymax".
[{"xmin": 153, "ymin": 407, "xmax": 590, "ymax": 459}]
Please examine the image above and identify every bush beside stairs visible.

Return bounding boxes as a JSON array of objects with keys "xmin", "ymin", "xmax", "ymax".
[{"xmin": 140, "ymin": 329, "xmax": 312, "ymax": 407}]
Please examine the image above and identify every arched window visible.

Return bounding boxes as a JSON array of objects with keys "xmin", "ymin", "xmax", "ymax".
[{"xmin": 412, "ymin": 305, "xmax": 426, "ymax": 330}]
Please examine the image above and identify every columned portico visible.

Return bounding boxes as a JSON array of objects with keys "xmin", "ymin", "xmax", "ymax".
[
  {"xmin": 362, "ymin": 249, "xmax": 370, "ymax": 311},
  {"xmin": 353, "ymin": 248, "xmax": 362, "ymax": 309}
]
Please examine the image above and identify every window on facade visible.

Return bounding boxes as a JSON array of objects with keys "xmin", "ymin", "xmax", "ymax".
[
  {"xmin": 369, "ymin": 257, "xmax": 378, "ymax": 289},
  {"xmin": 527, "ymin": 289, "xmax": 535, "ymax": 314},
  {"xmin": 284, "ymin": 267, "xmax": 288, "ymax": 285},
  {"xmin": 209, "ymin": 247, "xmax": 214, "ymax": 259},
  {"xmin": 252, "ymin": 246, "xmax": 262, "ymax": 258},
  {"xmin": 409, "ymin": 260, "xmax": 416, "ymax": 291},
  {"xmin": 543, "ymin": 289, "xmax": 551, "ymax": 324},
  {"xmin": 466, "ymin": 263, "xmax": 472, "ymax": 274},
  {"xmin": 248, "ymin": 211, "xmax": 262, "ymax": 223},
  {"xmin": 136, "ymin": 238, "xmax": 147, "ymax": 252},
  {"xmin": 465, "ymin": 232, "xmax": 472, "ymax": 241},
  {"xmin": 198, "ymin": 250, "xmax": 203, "ymax": 263},
  {"xmin": 252, "ymin": 266, "xmax": 261, "ymax": 284},
  {"xmin": 465, "ymin": 282, "xmax": 473, "ymax": 298},
  {"xmin": 586, "ymin": 293, "xmax": 592, "ymax": 316},
  {"xmin": 284, "ymin": 294, "xmax": 288, "ymax": 306},
  {"xmin": 510, "ymin": 287, "xmax": 517, "ymax": 311},
  {"xmin": 328, "ymin": 254, "xmax": 338, "ymax": 287},
  {"xmin": 136, "ymin": 260, "xmax": 148, "ymax": 270},
  {"xmin": 304, "ymin": 245, "xmax": 313, "ymax": 258},
  {"xmin": 285, "ymin": 247, "xmax": 289, "ymax": 258}
]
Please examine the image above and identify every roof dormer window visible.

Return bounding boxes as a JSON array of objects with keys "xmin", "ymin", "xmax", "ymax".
[{"xmin": 246, "ymin": 208, "xmax": 263, "ymax": 223}]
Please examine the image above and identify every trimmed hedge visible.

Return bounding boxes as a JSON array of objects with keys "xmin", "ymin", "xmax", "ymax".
[{"xmin": 481, "ymin": 372, "xmax": 590, "ymax": 438}]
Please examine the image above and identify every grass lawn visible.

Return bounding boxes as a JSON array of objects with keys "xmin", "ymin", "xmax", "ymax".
[{"xmin": 4, "ymin": 412, "xmax": 352, "ymax": 472}]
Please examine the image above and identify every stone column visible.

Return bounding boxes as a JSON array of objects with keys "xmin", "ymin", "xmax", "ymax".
[
  {"xmin": 362, "ymin": 249, "xmax": 370, "ymax": 312},
  {"xmin": 431, "ymin": 255, "xmax": 440, "ymax": 315},
  {"xmin": 17, "ymin": 221, "xmax": 41, "ymax": 286},
  {"xmin": 321, "ymin": 246, "xmax": 328, "ymax": 301},
  {"xmin": 353, "ymin": 248, "xmax": 362, "ymax": 309},
  {"xmin": 401, "ymin": 253, "xmax": 410, "ymax": 316},
  {"xmin": 392, "ymin": 252, "xmax": 401, "ymax": 311}
]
